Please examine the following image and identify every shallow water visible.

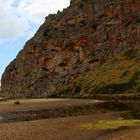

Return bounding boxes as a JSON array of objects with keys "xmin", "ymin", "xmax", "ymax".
[
  {"xmin": 98, "ymin": 102, "xmax": 140, "ymax": 119},
  {"xmin": 0, "ymin": 101, "xmax": 140, "ymax": 123},
  {"xmin": 0, "ymin": 114, "xmax": 4, "ymax": 120}
]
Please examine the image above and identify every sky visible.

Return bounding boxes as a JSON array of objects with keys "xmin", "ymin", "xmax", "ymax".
[{"xmin": 0, "ymin": 0, "xmax": 70, "ymax": 79}]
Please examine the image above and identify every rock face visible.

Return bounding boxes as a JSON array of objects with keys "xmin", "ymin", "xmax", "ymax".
[{"xmin": 1, "ymin": 0, "xmax": 140, "ymax": 98}]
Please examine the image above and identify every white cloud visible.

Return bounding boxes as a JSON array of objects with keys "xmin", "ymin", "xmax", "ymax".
[
  {"xmin": 0, "ymin": 1, "xmax": 29, "ymax": 41},
  {"xmin": 0, "ymin": 0, "xmax": 70, "ymax": 41},
  {"xmin": 17, "ymin": 0, "xmax": 70, "ymax": 24}
]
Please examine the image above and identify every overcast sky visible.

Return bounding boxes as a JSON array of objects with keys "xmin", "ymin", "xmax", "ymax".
[{"xmin": 0, "ymin": 0, "xmax": 70, "ymax": 79}]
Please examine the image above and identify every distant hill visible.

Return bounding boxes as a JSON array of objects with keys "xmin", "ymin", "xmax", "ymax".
[{"xmin": 1, "ymin": 0, "xmax": 140, "ymax": 98}]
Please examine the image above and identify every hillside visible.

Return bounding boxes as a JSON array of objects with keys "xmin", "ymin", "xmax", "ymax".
[
  {"xmin": 1, "ymin": 0, "xmax": 140, "ymax": 98},
  {"xmin": 56, "ymin": 44, "xmax": 140, "ymax": 99}
]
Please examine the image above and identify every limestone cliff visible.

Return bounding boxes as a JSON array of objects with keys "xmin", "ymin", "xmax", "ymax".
[{"xmin": 1, "ymin": 0, "xmax": 140, "ymax": 98}]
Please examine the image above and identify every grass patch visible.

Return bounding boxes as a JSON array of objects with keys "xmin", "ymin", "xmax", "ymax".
[
  {"xmin": 81, "ymin": 118, "xmax": 140, "ymax": 130},
  {"xmin": 93, "ymin": 71, "xmax": 140, "ymax": 94}
]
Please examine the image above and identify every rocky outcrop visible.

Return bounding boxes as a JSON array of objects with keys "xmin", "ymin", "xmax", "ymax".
[{"xmin": 1, "ymin": 0, "xmax": 140, "ymax": 98}]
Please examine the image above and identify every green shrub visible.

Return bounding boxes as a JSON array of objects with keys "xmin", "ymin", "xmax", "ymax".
[
  {"xmin": 73, "ymin": 85, "xmax": 81, "ymax": 93},
  {"xmin": 111, "ymin": 58, "xmax": 118, "ymax": 64},
  {"xmin": 94, "ymin": 82, "xmax": 132, "ymax": 94},
  {"xmin": 136, "ymin": 15, "xmax": 140, "ymax": 23},
  {"xmin": 79, "ymin": 3, "xmax": 84, "ymax": 9},
  {"xmin": 121, "ymin": 70, "xmax": 129, "ymax": 77},
  {"xmin": 130, "ymin": 71, "xmax": 140, "ymax": 85},
  {"xmin": 123, "ymin": 49, "xmax": 138, "ymax": 60}
]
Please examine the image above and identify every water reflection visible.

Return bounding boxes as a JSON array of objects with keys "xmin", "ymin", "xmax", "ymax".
[{"xmin": 97, "ymin": 102, "xmax": 140, "ymax": 119}]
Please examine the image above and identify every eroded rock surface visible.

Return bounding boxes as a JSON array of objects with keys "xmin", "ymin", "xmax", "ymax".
[{"xmin": 1, "ymin": 0, "xmax": 140, "ymax": 98}]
